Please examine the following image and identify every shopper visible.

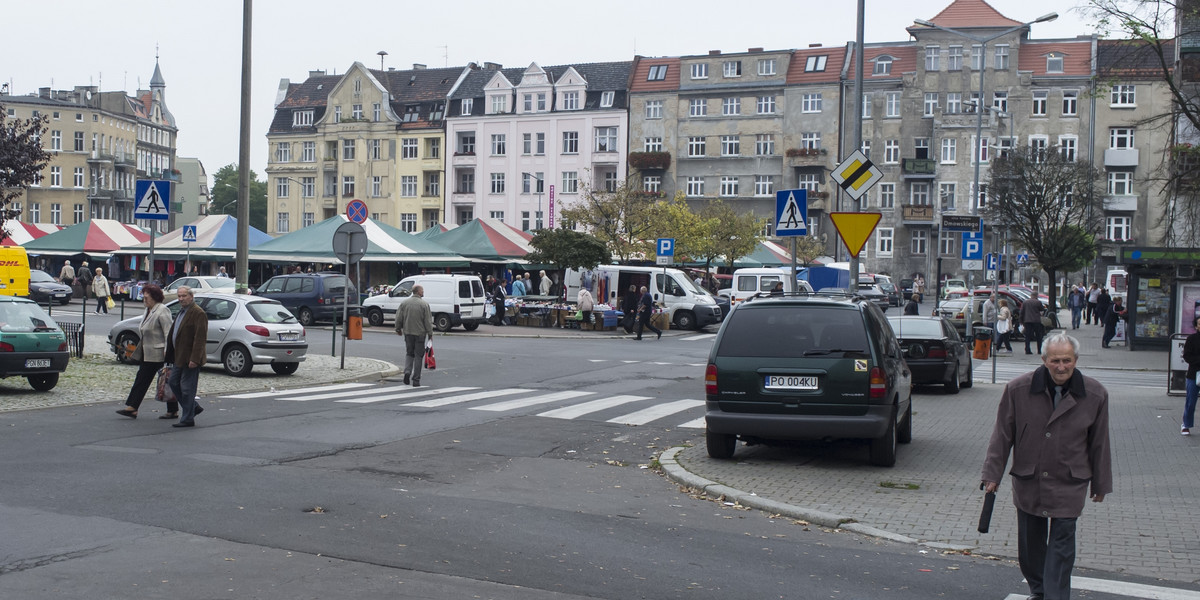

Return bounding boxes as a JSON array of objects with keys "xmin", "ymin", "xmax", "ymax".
[
  {"xmin": 1021, "ymin": 294, "xmax": 1045, "ymax": 355},
  {"xmin": 577, "ymin": 286, "xmax": 595, "ymax": 325},
  {"xmin": 904, "ymin": 293, "xmax": 921, "ymax": 315},
  {"xmin": 92, "ymin": 267, "xmax": 111, "ymax": 315},
  {"xmin": 1101, "ymin": 297, "xmax": 1127, "ymax": 349},
  {"xmin": 621, "ymin": 284, "xmax": 639, "ymax": 334},
  {"xmin": 995, "ymin": 298, "xmax": 1014, "ymax": 353},
  {"xmin": 634, "ymin": 285, "xmax": 661, "ymax": 341},
  {"xmin": 1068, "ymin": 284, "xmax": 1086, "ymax": 329},
  {"xmin": 1086, "ymin": 283, "xmax": 1101, "ymax": 324},
  {"xmin": 1181, "ymin": 315, "xmax": 1200, "ymax": 436},
  {"xmin": 395, "ymin": 284, "xmax": 434, "ymax": 387},
  {"xmin": 165, "ymin": 286, "xmax": 208, "ymax": 428},
  {"xmin": 115, "ymin": 285, "xmax": 177, "ymax": 419}
]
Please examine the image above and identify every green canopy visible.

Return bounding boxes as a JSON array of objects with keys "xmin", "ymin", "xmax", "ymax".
[
  {"xmin": 248, "ymin": 216, "xmax": 465, "ymax": 264},
  {"xmin": 430, "ymin": 217, "xmax": 534, "ymax": 263}
]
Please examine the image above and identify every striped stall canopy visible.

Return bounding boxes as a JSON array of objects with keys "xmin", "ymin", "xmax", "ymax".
[
  {"xmin": 121, "ymin": 215, "xmax": 273, "ymax": 258},
  {"xmin": 426, "ymin": 217, "xmax": 534, "ymax": 263},
  {"xmin": 0, "ymin": 221, "xmax": 62, "ymax": 246},
  {"xmin": 248, "ymin": 215, "xmax": 466, "ymax": 264},
  {"xmin": 22, "ymin": 219, "xmax": 150, "ymax": 258}
]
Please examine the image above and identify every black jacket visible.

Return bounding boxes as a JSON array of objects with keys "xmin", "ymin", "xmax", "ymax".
[{"xmin": 1184, "ymin": 332, "xmax": 1200, "ymax": 379}]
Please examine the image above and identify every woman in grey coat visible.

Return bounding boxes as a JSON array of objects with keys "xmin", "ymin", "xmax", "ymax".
[{"xmin": 115, "ymin": 285, "xmax": 178, "ymax": 418}]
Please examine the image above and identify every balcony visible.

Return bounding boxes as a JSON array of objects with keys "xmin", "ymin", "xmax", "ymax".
[
  {"xmin": 87, "ymin": 151, "xmax": 114, "ymax": 165},
  {"xmin": 628, "ymin": 151, "xmax": 671, "ymax": 171},
  {"xmin": 1104, "ymin": 148, "xmax": 1139, "ymax": 167},
  {"xmin": 901, "ymin": 158, "xmax": 937, "ymax": 178},
  {"xmin": 784, "ymin": 148, "xmax": 827, "ymax": 168},
  {"xmin": 1103, "ymin": 194, "xmax": 1138, "ymax": 211},
  {"xmin": 451, "ymin": 152, "xmax": 477, "ymax": 166},
  {"xmin": 901, "ymin": 204, "xmax": 935, "ymax": 224},
  {"xmin": 592, "ymin": 151, "xmax": 620, "ymax": 165},
  {"xmin": 87, "ymin": 188, "xmax": 115, "ymax": 200}
]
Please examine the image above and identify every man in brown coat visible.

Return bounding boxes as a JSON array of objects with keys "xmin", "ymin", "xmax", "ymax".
[
  {"xmin": 166, "ymin": 286, "xmax": 208, "ymax": 428},
  {"xmin": 982, "ymin": 332, "xmax": 1112, "ymax": 600},
  {"xmin": 1021, "ymin": 294, "xmax": 1045, "ymax": 355}
]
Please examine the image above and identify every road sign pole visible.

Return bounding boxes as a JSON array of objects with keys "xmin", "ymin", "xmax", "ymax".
[{"xmin": 149, "ymin": 228, "xmax": 156, "ymax": 284}]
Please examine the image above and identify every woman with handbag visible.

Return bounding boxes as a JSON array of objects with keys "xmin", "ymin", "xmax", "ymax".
[
  {"xmin": 92, "ymin": 267, "xmax": 112, "ymax": 315},
  {"xmin": 115, "ymin": 285, "xmax": 178, "ymax": 419},
  {"xmin": 995, "ymin": 298, "xmax": 1014, "ymax": 353}
]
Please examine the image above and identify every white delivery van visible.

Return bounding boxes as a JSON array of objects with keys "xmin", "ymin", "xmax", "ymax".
[
  {"xmin": 565, "ymin": 265, "xmax": 721, "ymax": 330},
  {"xmin": 728, "ymin": 267, "xmax": 813, "ymax": 305},
  {"xmin": 362, "ymin": 274, "xmax": 487, "ymax": 332}
]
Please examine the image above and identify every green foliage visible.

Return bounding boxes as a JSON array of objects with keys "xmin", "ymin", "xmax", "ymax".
[
  {"xmin": 699, "ymin": 199, "xmax": 765, "ymax": 269},
  {"xmin": 0, "ymin": 104, "xmax": 50, "ymax": 239},
  {"xmin": 211, "ymin": 163, "xmax": 268, "ymax": 230},
  {"xmin": 559, "ymin": 177, "xmax": 657, "ymax": 262},
  {"xmin": 648, "ymin": 194, "xmax": 713, "ymax": 262},
  {"xmin": 525, "ymin": 227, "xmax": 610, "ymax": 270}
]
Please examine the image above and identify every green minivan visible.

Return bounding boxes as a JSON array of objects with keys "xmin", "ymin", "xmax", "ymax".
[{"xmin": 0, "ymin": 296, "xmax": 70, "ymax": 391}]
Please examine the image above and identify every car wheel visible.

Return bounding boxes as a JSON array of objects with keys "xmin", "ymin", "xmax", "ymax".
[
  {"xmin": 674, "ymin": 310, "xmax": 696, "ymax": 330},
  {"xmin": 222, "ymin": 344, "xmax": 253, "ymax": 377},
  {"xmin": 961, "ymin": 358, "xmax": 974, "ymax": 389},
  {"xmin": 897, "ymin": 400, "xmax": 913, "ymax": 444},
  {"xmin": 869, "ymin": 406, "xmax": 898, "ymax": 467},
  {"xmin": 945, "ymin": 361, "xmax": 961, "ymax": 394},
  {"xmin": 297, "ymin": 307, "xmax": 315, "ymax": 327},
  {"xmin": 271, "ymin": 362, "xmax": 299, "ymax": 375},
  {"xmin": 367, "ymin": 308, "xmax": 384, "ymax": 327},
  {"xmin": 115, "ymin": 332, "xmax": 141, "ymax": 365},
  {"xmin": 706, "ymin": 428, "xmax": 737, "ymax": 459},
  {"xmin": 27, "ymin": 373, "xmax": 59, "ymax": 391},
  {"xmin": 463, "ymin": 322, "xmax": 479, "ymax": 331},
  {"xmin": 434, "ymin": 313, "xmax": 452, "ymax": 332}
]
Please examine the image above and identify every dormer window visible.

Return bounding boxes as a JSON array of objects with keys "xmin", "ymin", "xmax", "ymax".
[
  {"xmin": 403, "ymin": 105, "xmax": 420, "ymax": 122},
  {"xmin": 1046, "ymin": 53, "xmax": 1064, "ymax": 73},
  {"xmin": 292, "ymin": 109, "xmax": 314, "ymax": 127},
  {"xmin": 873, "ymin": 56, "xmax": 893, "ymax": 76},
  {"xmin": 805, "ymin": 55, "xmax": 828, "ymax": 72},
  {"xmin": 647, "ymin": 65, "xmax": 668, "ymax": 80},
  {"xmin": 491, "ymin": 95, "xmax": 507, "ymax": 114},
  {"xmin": 461, "ymin": 98, "xmax": 473, "ymax": 115},
  {"xmin": 562, "ymin": 91, "xmax": 580, "ymax": 110},
  {"xmin": 600, "ymin": 91, "xmax": 614, "ymax": 108},
  {"xmin": 723, "ymin": 60, "xmax": 742, "ymax": 77}
]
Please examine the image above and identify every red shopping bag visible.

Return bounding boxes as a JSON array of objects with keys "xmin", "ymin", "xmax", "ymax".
[{"xmin": 424, "ymin": 340, "xmax": 436, "ymax": 370}]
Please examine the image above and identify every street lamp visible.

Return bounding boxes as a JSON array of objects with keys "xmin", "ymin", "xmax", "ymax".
[
  {"xmin": 524, "ymin": 172, "xmax": 545, "ymax": 231},
  {"xmin": 281, "ymin": 176, "xmax": 314, "ymax": 228}
]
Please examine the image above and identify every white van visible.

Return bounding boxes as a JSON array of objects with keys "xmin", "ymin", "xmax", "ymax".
[
  {"xmin": 727, "ymin": 267, "xmax": 813, "ymax": 305},
  {"xmin": 565, "ymin": 265, "xmax": 721, "ymax": 330},
  {"xmin": 362, "ymin": 274, "xmax": 487, "ymax": 332}
]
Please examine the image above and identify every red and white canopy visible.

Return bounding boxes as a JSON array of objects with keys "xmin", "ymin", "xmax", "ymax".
[{"xmin": 0, "ymin": 221, "xmax": 61, "ymax": 246}]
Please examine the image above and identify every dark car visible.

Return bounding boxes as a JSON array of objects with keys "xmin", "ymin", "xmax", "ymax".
[
  {"xmin": 27, "ymin": 270, "xmax": 73, "ymax": 305},
  {"xmin": 899, "ymin": 278, "xmax": 915, "ymax": 300},
  {"xmin": 887, "ymin": 315, "xmax": 973, "ymax": 394},
  {"xmin": 878, "ymin": 281, "xmax": 901, "ymax": 307},
  {"xmin": 704, "ymin": 292, "xmax": 913, "ymax": 467},
  {"xmin": 255, "ymin": 273, "xmax": 357, "ymax": 326},
  {"xmin": 0, "ymin": 296, "xmax": 69, "ymax": 390}
]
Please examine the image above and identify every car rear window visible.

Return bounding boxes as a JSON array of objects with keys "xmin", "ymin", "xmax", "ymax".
[
  {"xmin": 887, "ymin": 319, "xmax": 943, "ymax": 337},
  {"xmin": 0, "ymin": 301, "xmax": 59, "ymax": 332},
  {"xmin": 247, "ymin": 301, "xmax": 297, "ymax": 324},
  {"xmin": 324, "ymin": 276, "xmax": 353, "ymax": 296},
  {"xmin": 718, "ymin": 306, "xmax": 868, "ymax": 358}
]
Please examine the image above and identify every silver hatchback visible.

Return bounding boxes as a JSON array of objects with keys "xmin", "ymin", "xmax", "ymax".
[{"xmin": 108, "ymin": 293, "xmax": 307, "ymax": 376}]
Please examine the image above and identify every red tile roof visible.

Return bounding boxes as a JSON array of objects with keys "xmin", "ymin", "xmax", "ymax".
[
  {"xmin": 1018, "ymin": 40, "xmax": 1093, "ymax": 76},
  {"xmin": 787, "ymin": 45, "xmax": 848, "ymax": 85},
  {"xmin": 629, "ymin": 56, "xmax": 680, "ymax": 92},
  {"xmin": 927, "ymin": 0, "xmax": 1022, "ymax": 28},
  {"xmin": 843, "ymin": 45, "xmax": 917, "ymax": 79}
]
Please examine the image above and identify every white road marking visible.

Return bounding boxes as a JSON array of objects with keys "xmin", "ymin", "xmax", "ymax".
[
  {"xmin": 225, "ymin": 383, "xmax": 373, "ymax": 399},
  {"xmin": 276, "ymin": 386, "xmax": 427, "ymax": 402},
  {"xmin": 608, "ymin": 399, "xmax": 704, "ymax": 426},
  {"xmin": 681, "ymin": 333, "xmax": 716, "ymax": 341},
  {"xmin": 403, "ymin": 388, "xmax": 531, "ymax": 408},
  {"xmin": 1071, "ymin": 576, "xmax": 1200, "ymax": 600},
  {"xmin": 336, "ymin": 387, "xmax": 476, "ymax": 404},
  {"xmin": 677, "ymin": 417, "xmax": 705, "ymax": 429},
  {"xmin": 537, "ymin": 395, "xmax": 651, "ymax": 420},
  {"xmin": 588, "ymin": 359, "xmax": 609, "ymax": 362},
  {"xmin": 472, "ymin": 390, "xmax": 595, "ymax": 412}
]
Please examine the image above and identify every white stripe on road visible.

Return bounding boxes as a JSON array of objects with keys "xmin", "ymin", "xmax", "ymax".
[
  {"xmin": 225, "ymin": 383, "xmax": 373, "ymax": 399},
  {"xmin": 608, "ymin": 399, "xmax": 704, "ymax": 426},
  {"xmin": 588, "ymin": 359, "xmax": 608, "ymax": 362},
  {"xmin": 1071, "ymin": 576, "xmax": 1200, "ymax": 600},
  {"xmin": 472, "ymin": 390, "xmax": 595, "ymax": 412},
  {"xmin": 336, "ymin": 387, "xmax": 476, "ymax": 404},
  {"xmin": 681, "ymin": 333, "xmax": 716, "ymax": 341},
  {"xmin": 537, "ymin": 395, "xmax": 651, "ymax": 420},
  {"xmin": 403, "ymin": 388, "xmax": 531, "ymax": 408},
  {"xmin": 677, "ymin": 417, "xmax": 705, "ymax": 429},
  {"xmin": 276, "ymin": 386, "xmax": 420, "ymax": 402}
]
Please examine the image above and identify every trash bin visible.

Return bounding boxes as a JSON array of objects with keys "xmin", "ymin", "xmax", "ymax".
[
  {"xmin": 347, "ymin": 315, "xmax": 363, "ymax": 340},
  {"xmin": 973, "ymin": 327, "xmax": 993, "ymax": 360}
]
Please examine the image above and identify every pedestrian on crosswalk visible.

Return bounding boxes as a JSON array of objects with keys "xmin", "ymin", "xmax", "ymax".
[
  {"xmin": 634, "ymin": 286, "xmax": 661, "ymax": 340},
  {"xmin": 395, "ymin": 284, "xmax": 434, "ymax": 387}
]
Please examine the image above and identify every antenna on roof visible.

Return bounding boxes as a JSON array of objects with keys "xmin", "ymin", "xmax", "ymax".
[
  {"xmin": 377, "ymin": 50, "xmax": 388, "ymax": 71},
  {"xmin": 440, "ymin": 45, "xmax": 448, "ymax": 67}
]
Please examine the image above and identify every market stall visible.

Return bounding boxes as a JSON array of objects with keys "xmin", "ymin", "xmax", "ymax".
[
  {"xmin": 1118, "ymin": 247, "xmax": 1200, "ymax": 351},
  {"xmin": 0, "ymin": 221, "xmax": 61, "ymax": 246}
]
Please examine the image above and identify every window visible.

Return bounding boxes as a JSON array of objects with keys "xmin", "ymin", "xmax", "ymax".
[
  {"xmin": 458, "ymin": 171, "xmax": 474, "ymax": 194},
  {"xmin": 1046, "ymin": 53, "xmax": 1064, "ymax": 73},
  {"xmin": 522, "ymin": 133, "xmax": 532, "ymax": 155},
  {"xmin": 911, "ymin": 230, "xmax": 928, "ymax": 255},
  {"xmin": 723, "ymin": 60, "xmax": 741, "ymax": 77},
  {"xmin": 1106, "ymin": 216, "xmax": 1133, "ymax": 241},
  {"xmin": 373, "ymin": 103, "xmax": 381, "ymax": 121},
  {"xmin": 73, "ymin": 204, "xmax": 83, "ymax": 222},
  {"xmin": 458, "ymin": 132, "xmax": 475, "ymax": 154},
  {"xmin": 342, "ymin": 176, "xmax": 355, "ymax": 197},
  {"xmin": 1059, "ymin": 136, "xmax": 1078, "ymax": 162},
  {"xmin": 595, "ymin": 127, "xmax": 618, "ymax": 152},
  {"xmin": 1030, "ymin": 136, "xmax": 1049, "ymax": 163},
  {"xmin": 73, "ymin": 131, "xmax": 83, "ymax": 151},
  {"xmin": 563, "ymin": 171, "xmax": 579, "ymax": 193},
  {"xmin": 276, "ymin": 212, "xmax": 290, "ymax": 233},
  {"xmin": 975, "ymin": 136, "xmax": 990, "ymax": 163},
  {"xmin": 342, "ymin": 139, "xmax": 355, "ymax": 160},
  {"xmin": 755, "ymin": 134, "xmax": 775, "ymax": 156},
  {"xmin": 50, "ymin": 130, "xmax": 61, "ymax": 151},
  {"xmin": 687, "ymin": 136, "xmax": 706, "ymax": 157},
  {"xmin": 910, "ymin": 182, "xmax": 930, "ymax": 206},
  {"xmin": 941, "ymin": 138, "xmax": 957, "ymax": 163},
  {"xmin": 275, "ymin": 143, "xmax": 291, "ymax": 162},
  {"xmin": 884, "ymin": 139, "xmax": 899, "ymax": 163},
  {"xmin": 461, "ymin": 98, "xmax": 474, "ymax": 115},
  {"xmin": 301, "ymin": 177, "xmax": 315, "ymax": 198},
  {"xmin": 28, "ymin": 204, "xmax": 38, "ymax": 223},
  {"xmin": 754, "ymin": 175, "xmax": 774, "ymax": 196},
  {"xmin": 721, "ymin": 135, "xmax": 741, "ymax": 156},
  {"xmin": 303, "ymin": 212, "xmax": 315, "ymax": 227},
  {"xmin": 971, "ymin": 44, "xmax": 983, "ymax": 70},
  {"xmin": 645, "ymin": 100, "xmax": 663, "ymax": 119},
  {"xmin": 804, "ymin": 55, "xmax": 827, "ymax": 72},
  {"xmin": 720, "ymin": 176, "xmax": 739, "ymax": 196},
  {"xmin": 861, "ymin": 140, "xmax": 871, "ymax": 158},
  {"xmin": 1062, "ymin": 90, "xmax": 1078, "ymax": 115},
  {"xmin": 862, "ymin": 93, "xmax": 872, "ymax": 117},
  {"xmin": 885, "ymin": 92, "xmax": 900, "ymax": 117},
  {"xmin": 946, "ymin": 92, "xmax": 962, "ymax": 114},
  {"xmin": 640, "ymin": 175, "xmax": 658, "ymax": 193},
  {"xmin": 801, "ymin": 132, "xmax": 821, "ymax": 150},
  {"xmin": 292, "ymin": 110, "xmax": 314, "ymax": 126},
  {"xmin": 73, "ymin": 167, "xmax": 84, "ymax": 187},
  {"xmin": 939, "ymin": 182, "xmax": 957, "ymax": 210},
  {"xmin": 876, "ymin": 228, "xmax": 894, "ymax": 256},
  {"xmin": 397, "ymin": 214, "xmax": 417, "ymax": 233},
  {"xmin": 916, "ymin": 138, "xmax": 931, "ymax": 160},
  {"xmin": 521, "ymin": 211, "xmax": 531, "ymax": 231},
  {"xmin": 797, "ymin": 173, "xmax": 820, "ymax": 192},
  {"xmin": 757, "ymin": 95, "xmax": 776, "ymax": 114},
  {"xmin": 492, "ymin": 95, "xmax": 508, "ymax": 114},
  {"xmin": 489, "ymin": 211, "xmax": 505, "ymax": 222},
  {"xmin": 948, "ymin": 45, "xmax": 963, "ymax": 71},
  {"xmin": 604, "ymin": 171, "xmax": 618, "ymax": 192},
  {"xmin": 1108, "ymin": 171, "xmax": 1133, "ymax": 195},
  {"xmin": 647, "ymin": 65, "xmax": 668, "ymax": 80},
  {"xmin": 424, "ymin": 172, "xmax": 440, "ymax": 197},
  {"xmin": 802, "ymin": 93, "xmax": 822, "ymax": 113},
  {"xmin": 49, "ymin": 167, "xmax": 61, "ymax": 187},
  {"xmin": 994, "ymin": 45, "xmax": 1010, "ymax": 69},
  {"xmin": 490, "ymin": 134, "xmax": 506, "ymax": 156},
  {"xmin": 1032, "ymin": 90, "xmax": 1048, "ymax": 116},
  {"xmin": 689, "ymin": 98, "xmax": 707, "ymax": 117},
  {"xmin": 334, "ymin": 106, "xmax": 341, "ymax": 123},
  {"xmin": 878, "ymin": 183, "xmax": 895, "ymax": 209},
  {"xmin": 939, "ymin": 231, "xmax": 956, "ymax": 256},
  {"xmin": 723, "ymin": 97, "xmax": 741, "ymax": 115},
  {"xmin": 1110, "ymin": 127, "xmax": 1135, "ymax": 148},
  {"xmin": 352, "ymin": 104, "xmax": 363, "ymax": 120},
  {"xmin": 562, "ymin": 131, "xmax": 579, "ymax": 154},
  {"xmin": 402, "ymin": 138, "xmax": 418, "ymax": 159},
  {"xmin": 643, "ymin": 137, "xmax": 663, "ymax": 152},
  {"xmin": 993, "ymin": 91, "xmax": 1008, "ymax": 113},
  {"xmin": 276, "ymin": 177, "xmax": 289, "ymax": 198},
  {"xmin": 372, "ymin": 176, "xmax": 384, "ymax": 197},
  {"xmin": 923, "ymin": 93, "xmax": 938, "ymax": 116},
  {"xmin": 302, "ymin": 141, "xmax": 315, "ymax": 162},
  {"xmin": 686, "ymin": 177, "xmax": 704, "ymax": 197},
  {"xmin": 924, "ymin": 46, "xmax": 940, "ymax": 71},
  {"xmin": 1111, "ymin": 85, "xmax": 1136, "ymax": 106},
  {"xmin": 758, "ymin": 58, "xmax": 777, "ymax": 75},
  {"xmin": 691, "ymin": 63, "xmax": 708, "ymax": 79},
  {"xmin": 562, "ymin": 91, "xmax": 579, "ymax": 110},
  {"xmin": 873, "ymin": 56, "xmax": 893, "ymax": 75},
  {"xmin": 974, "ymin": 183, "xmax": 989, "ymax": 211},
  {"xmin": 427, "ymin": 138, "xmax": 440, "ymax": 158},
  {"xmin": 490, "ymin": 173, "xmax": 505, "ymax": 194}
]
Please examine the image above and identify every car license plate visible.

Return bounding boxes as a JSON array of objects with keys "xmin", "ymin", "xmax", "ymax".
[
  {"xmin": 764, "ymin": 375, "xmax": 818, "ymax": 390},
  {"xmin": 25, "ymin": 359, "xmax": 51, "ymax": 368},
  {"xmin": 278, "ymin": 333, "xmax": 299, "ymax": 342}
]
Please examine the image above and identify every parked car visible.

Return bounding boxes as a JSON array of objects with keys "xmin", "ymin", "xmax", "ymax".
[
  {"xmin": 899, "ymin": 278, "xmax": 915, "ymax": 301},
  {"xmin": 254, "ymin": 272, "xmax": 356, "ymax": 326},
  {"xmin": 0, "ymin": 296, "xmax": 69, "ymax": 390},
  {"xmin": 704, "ymin": 292, "xmax": 913, "ymax": 467},
  {"xmin": 935, "ymin": 296, "xmax": 987, "ymax": 337},
  {"xmin": 887, "ymin": 315, "xmax": 973, "ymax": 393},
  {"xmin": 108, "ymin": 293, "xmax": 307, "ymax": 376},
  {"xmin": 27, "ymin": 270, "xmax": 73, "ymax": 305},
  {"xmin": 941, "ymin": 278, "xmax": 968, "ymax": 298},
  {"xmin": 878, "ymin": 281, "xmax": 901, "ymax": 307},
  {"xmin": 163, "ymin": 276, "xmax": 237, "ymax": 302}
]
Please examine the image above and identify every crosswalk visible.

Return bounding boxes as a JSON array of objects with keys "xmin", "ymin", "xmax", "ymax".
[
  {"xmin": 1000, "ymin": 576, "xmax": 1200, "ymax": 600},
  {"xmin": 221, "ymin": 383, "xmax": 706, "ymax": 429}
]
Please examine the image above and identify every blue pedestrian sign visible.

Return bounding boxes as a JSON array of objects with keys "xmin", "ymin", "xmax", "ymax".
[
  {"xmin": 986, "ymin": 253, "xmax": 999, "ymax": 271},
  {"xmin": 961, "ymin": 231, "xmax": 984, "ymax": 260},
  {"xmin": 181, "ymin": 225, "xmax": 198, "ymax": 243},
  {"xmin": 134, "ymin": 180, "xmax": 171, "ymax": 221},
  {"xmin": 656, "ymin": 238, "xmax": 674, "ymax": 257},
  {"xmin": 774, "ymin": 189, "xmax": 808, "ymax": 236},
  {"xmin": 1016, "ymin": 253, "xmax": 1030, "ymax": 266}
]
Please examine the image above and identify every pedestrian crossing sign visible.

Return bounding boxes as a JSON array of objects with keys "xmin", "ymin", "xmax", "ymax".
[
  {"xmin": 134, "ymin": 180, "xmax": 171, "ymax": 221},
  {"xmin": 775, "ymin": 189, "xmax": 808, "ymax": 237}
]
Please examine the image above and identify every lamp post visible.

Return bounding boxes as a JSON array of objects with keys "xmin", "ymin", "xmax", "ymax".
[{"xmin": 281, "ymin": 176, "xmax": 313, "ymax": 229}]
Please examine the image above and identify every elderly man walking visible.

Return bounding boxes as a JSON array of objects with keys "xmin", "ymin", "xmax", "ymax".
[
  {"xmin": 395, "ymin": 284, "xmax": 434, "ymax": 387},
  {"xmin": 1021, "ymin": 294, "xmax": 1045, "ymax": 355},
  {"xmin": 981, "ymin": 332, "xmax": 1112, "ymax": 600},
  {"xmin": 166, "ymin": 286, "xmax": 208, "ymax": 428}
]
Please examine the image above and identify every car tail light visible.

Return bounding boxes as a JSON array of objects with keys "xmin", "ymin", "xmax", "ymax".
[
  {"xmin": 928, "ymin": 346, "xmax": 947, "ymax": 358},
  {"xmin": 245, "ymin": 325, "xmax": 271, "ymax": 337},
  {"xmin": 869, "ymin": 366, "xmax": 886, "ymax": 399},
  {"xmin": 318, "ymin": 297, "xmax": 326, "ymax": 304},
  {"xmin": 0, "ymin": 342, "xmax": 13, "ymax": 352},
  {"xmin": 454, "ymin": 304, "xmax": 461, "ymax": 314},
  {"xmin": 955, "ymin": 311, "xmax": 965, "ymax": 319},
  {"xmin": 58, "ymin": 342, "xmax": 68, "ymax": 352},
  {"xmin": 705, "ymin": 363, "xmax": 718, "ymax": 395}
]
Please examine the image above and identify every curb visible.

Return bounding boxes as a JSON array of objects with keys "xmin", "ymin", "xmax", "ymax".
[{"xmin": 657, "ymin": 446, "xmax": 973, "ymax": 552}]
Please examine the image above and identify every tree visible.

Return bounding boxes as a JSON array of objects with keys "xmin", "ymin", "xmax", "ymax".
[
  {"xmin": 525, "ymin": 227, "xmax": 610, "ymax": 271},
  {"xmin": 790, "ymin": 235, "xmax": 828, "ymax": 267},
  {"xmin": 699, "ymin": 200, "xmax": 764, "ymax": 269},
  {"xmin": 559, "ymin": 178, "xmax": 657, "ymax": 262},
  {"xmin": 648, "ymin": 194, "xmax": 713, "ymax": 263},
  {"xmin": 0, "ymin": 104, "xmax": 50, "ymax": 241},
  {"xmin": 211, "ymin": 163, "xmax": 268, "ymax": 230},
  {"xmin": 986, "ymin": 145, "xmax": 1101, "ymax": 308}
]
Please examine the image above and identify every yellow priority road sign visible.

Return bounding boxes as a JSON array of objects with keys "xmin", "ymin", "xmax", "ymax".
[
  {"xmin": 829, "ymin": 212, "xmax": 883, "ymax": 257},
  {"xmin": 830, "ymin": 150, "xmax": 883, "ymax": 201}
]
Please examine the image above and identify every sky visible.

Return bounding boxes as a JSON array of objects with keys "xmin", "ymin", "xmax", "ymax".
[{"xmin": 2, "ymin": 0, "xmax": 1099, "ymax": 185}]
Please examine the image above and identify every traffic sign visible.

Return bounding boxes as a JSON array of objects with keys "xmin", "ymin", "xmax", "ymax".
[
  {"xmin": 657, "ymin": 238, "xmax": 675, "ymax": 257},
  {"xmin": 346, "ymin": 199, "xmax": 368, "ymax": 224},
  {"xmin": 963, "ymin": 260, "xmax": 984, "ymax": 271},
  {"xmin": 828, "ymin": 212, "xmax": 882, "ymax": 257},
  {"xmin": 942, "ymin": 215, "xmax": 982, "ymax": 232},
  {"xmin": 774, "ymin": 189, "xmax": 808, "ymax": 236},
  {"xmin": 961, "ymin": 231, "xmax": 984, "ymax": 260},
  {"xmin": 830, "ymin": 150, "xmax": 883, "ymax": 201},
  {"xmin": 134, "ymin": 180, "xmax": 171, "ymax": 220},
  {"xmin": 656, "ymin": 255, "xmax": 673, "ymax": 266},
  {"xmin": 181, "ymin": 225, "xmax": 198, "ymax": 243},
  {"xmin": 1016, "ymin": 253, "xmax": 1030, "ymax": 266},
  {"xmin": 332, "ymin": 221, "xmax": 368, "ymax": 264},
  {"xmin": 986, "ymin": 253, "xmax": 999, "ymax": 271}
]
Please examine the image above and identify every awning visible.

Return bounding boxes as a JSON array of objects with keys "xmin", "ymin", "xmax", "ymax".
[
  {"xmin": 22, "ymin": 219, "xmax": 149, "ymax": 257},
  {"xmin": 121, "ymin": 214, "xmax": 273, "ymax": 259},
  {"xmin": 1, "ymin": 221, "xmax": 61, "ymax": 246},
  {"xmin": 426, "ymin": 217, "xmax": 534, "ymax": 262},
  {"xmin": 248, "ymin": 215, "xmax": 466, "ymax": 264}
]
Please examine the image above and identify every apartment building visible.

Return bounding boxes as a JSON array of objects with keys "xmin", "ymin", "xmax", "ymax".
[
  {"xmin": 175, "ymin": 157, "xmax": 211, "ymax": 222},
  {"xmin": 445, "ymin": 61, "xmax": 632, "ymax": 229}
]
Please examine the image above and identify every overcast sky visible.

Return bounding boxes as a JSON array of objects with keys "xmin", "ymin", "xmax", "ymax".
[{"xmin": 3, "ymin": 0, "xmax": 1097, "ymax": 184}]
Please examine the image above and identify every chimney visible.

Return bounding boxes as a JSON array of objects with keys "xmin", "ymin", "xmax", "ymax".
[
  {"xmin": 809, "ymin": 43, "xmax": 823, "ymax": 48},
  {"xmin": 748, "ymin": 47, "xmax": 764, "ymax": 53},
  {"xmin": 39, "ymin": 87, "xmax": 50, "ymax": 98},
  {"xmin": 483, "ymin": 62, "xmax": 502, "ymax": 70},
  {"xmin": 412, "ymin": 63, "xmax": 426, "ymax": 70},
  {"xmin": 709, "ymin": 50, "xmax": 721, "ymax": 56},
  {"xmin": 308, "ymin": 69, "xmax": 326, "ymax": 78}
]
